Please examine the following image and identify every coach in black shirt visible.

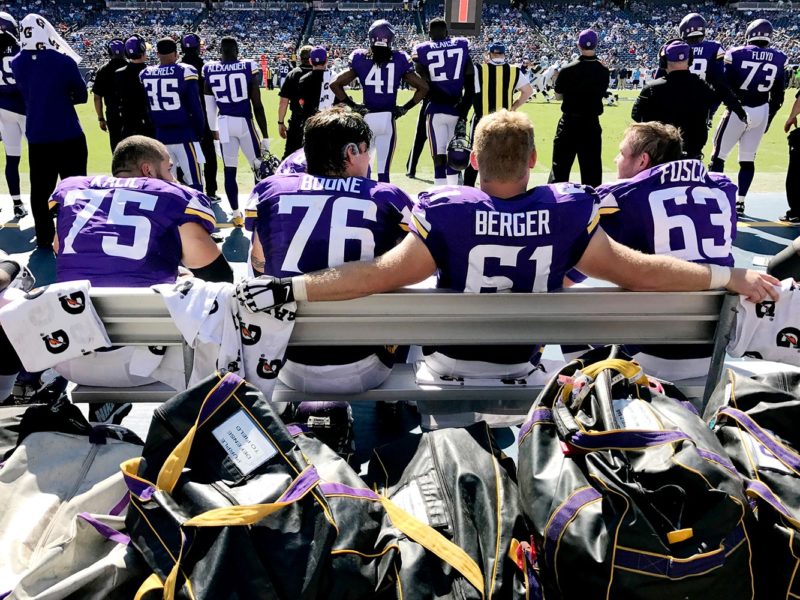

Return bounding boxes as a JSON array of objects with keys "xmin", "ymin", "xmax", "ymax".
[
  {"xmin": 548, "ymin": 29, "xmax": 609, "ymax": 187},
  {"xmin": 92, "ymin": 39, "xmax": 127, "ymax": 152},
  {"xmin": 632, "ymin": 40, "xmax": 746, "ymax": 160},
  {"xmin": 278, "ymin": 45, "xmax": 313, "ymax": 158},
  {"xmin": 115, "ymin": 35, "xmax": 154, "ymax": 141}
]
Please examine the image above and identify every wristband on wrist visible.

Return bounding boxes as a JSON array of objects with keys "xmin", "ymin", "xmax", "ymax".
[
  {"xmin": 278, "ymin": 121, "xmax": 285, "ymax": 125},
  {"xmin": 708, "ymin": 265, "xmax": 732, "ymax": 289},
  {"xmin": 98, "ymin": 117, "xmax": 105, "ymax": 122},
  {"xmin": 291, "ymin": 275, "xmax": 308, "ymax": 302}
]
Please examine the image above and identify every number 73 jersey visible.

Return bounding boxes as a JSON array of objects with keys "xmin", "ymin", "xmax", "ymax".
[
  {"xmin": 244, "ymin": 173, "xmax": 413, "ymax": 276},
  {"xmin": 51, "ymin": 176, "xmax": 217, "ymax": 287},
  {"xmin": 596, "ymin": 160, "xmax": 737, "ymax": 266}
]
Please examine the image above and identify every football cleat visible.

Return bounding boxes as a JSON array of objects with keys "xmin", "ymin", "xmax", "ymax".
[
  {"xmin": 746, "ymin": 19, "xmax": 773, "ymax": 44},
  {"xmin": 13, "ymin": 203, "xmax": 27, "ymax": 219},
  {"xmin": 256, "ymin": 151, "xmax": 281, "ymax": 181},
  {"xmin": 447, "ymin": 123, "xmax": 471, "ymax": 172},
  {"xmin": 89, "ymin": 401, "xmax": 132, "ymax": 425},
  {"xmin": 736, "ymin": 199, "xmax": 745, "ymax": 216},
  {"xmin": 678, "ymin": 13, "xmax": 706, "ymax": 40},
  {"xmin": 368, "ymin": 19, "xmax": 395, "ymax": 48}
]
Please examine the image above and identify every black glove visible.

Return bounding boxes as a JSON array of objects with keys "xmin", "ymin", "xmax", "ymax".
[
  {"xmin": 454, "ymin": 117, "xmax": 467, "ymax": 139},
  {"xmin": 235, "ymin": 276, "xmax": 295, "ymax": 313},
  {"xmin": 734, "ymin": 107, "xmax": 749, "ymax": 126},
  {"xmin": 392, "ymin": 105, "xmax": 408, "ymax": 119},
  {"xmin": 353, "ymin": 103, "xmax": 370, "ymax": 116}
]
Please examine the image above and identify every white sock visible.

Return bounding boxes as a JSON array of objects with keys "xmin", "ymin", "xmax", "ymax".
[
  {"xmin": 737, "ymin": 195, "xmax": 746, "ymax": 204},
  {"xmin": 232, "ymin": 209, "xmax": 242, "ymax": 218},
  {"xmin": 446, "ymin": 174, "xmax": 460, "ymax": 185},
  {"xmin": 434, "ymin": 177, "xmax": 446, "ymax": 186}
]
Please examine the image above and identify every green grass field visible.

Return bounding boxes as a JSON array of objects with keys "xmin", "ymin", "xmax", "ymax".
[{"xmin": 0, "ymin": 88, "xmax": 794, "ymax": 198}]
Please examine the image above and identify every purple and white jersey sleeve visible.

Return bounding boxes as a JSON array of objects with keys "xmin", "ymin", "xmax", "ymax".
[
  {"xmin": 409, "ymin": 183, "xmax": 599, "ymax": 293},
  {"xmin": 52, "ymin": 176, "xmax": 216, "ymax": 287},
  {"xmin": 245, "ymin": 173, "xmax": 412, "ymax": 276},
  {"xmin": 351, "ymin": 49, "xmax": 413, "ymax": 112},
  {"xmin": 597, "ymin": 159, "xmax": 736, "ymax": 267},
  {"xmin": 203, "ymin": 59, "xmax": 256, "ymax": 118},
  {"xmin": 414, "ymin": 37, "xmax": 471, "ymax": 115},
  {"xmin": 275, "ymin": 149, "xmax": 307, "ymax": 175},
  {"xmin": 725, "ymin": 44, "xmax": 787, "ymax": 106}
]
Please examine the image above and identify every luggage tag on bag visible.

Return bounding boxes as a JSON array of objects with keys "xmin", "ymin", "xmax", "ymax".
[
  {"xmin": 212, "ymin": 410, "xmax": 278, "ymax": 476},
  {"xmin": 559, "ymin": 372, "xmax": 594, "ymax": 412}
]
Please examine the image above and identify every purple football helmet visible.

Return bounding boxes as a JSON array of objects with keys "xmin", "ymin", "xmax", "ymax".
[
  {"xmin": 107, "ymin": 38, "xmax": 125, "ymax": 58},
  {"xmin": 678, "ymin": 13, "xmax": 706, "ymax": 40},
  {"xmin": 0, "ymin": 12, "xmax": 18, "ymax": 42},
  {"xmin": 368, "ymin": 19, "xmax": 395, "ymax": 48},
  {"xmin": 746, "ymin": 19, "xmax": 773, "ymax": 44},
  {"xmin": 447, "ymin": 133, "xmax": 471, "ymax": 171}
]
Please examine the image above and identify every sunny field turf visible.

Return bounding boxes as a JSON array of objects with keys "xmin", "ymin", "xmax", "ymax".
[{"xmin": 0, "ymin": 88, "xmax": 794, "ymax": 197}]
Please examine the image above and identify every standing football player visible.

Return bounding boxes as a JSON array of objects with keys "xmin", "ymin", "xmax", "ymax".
[
  {"xmin": 330, "ymin": 19, "xmax": 428, "ymax": 183},
  {"xmin": 709, "ymin": 19, "xmax": 786, "ymax": 216},
  {"xmin": 92, "ymin": 39, "xmax": 127, "ymax": 153},
  {"xmin": 0, "ymin": 12, "xmax": 26, "ymax": 219},
  {"xmin": 140, "ymin": 38, "xmax": 206, "ymax": 192},
  {"xmin": 244, "ymin": 107, "xmax": 413, "ymax": 396},
  {"xmin": 278, "ymin": 56, "xmax": 291, "ymax": 89},
  {"xmin": 203, "ymin": 36, "xmax": 270, "ymax": 227},
  {"xmin": 413, "ymin": 17, "xmax": 474, "ymax": 186}
]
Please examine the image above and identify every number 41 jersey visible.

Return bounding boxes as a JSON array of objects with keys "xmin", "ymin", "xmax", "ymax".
[
  {"xmin": 244, "ymin": 173, "xmax": 413, "ymax": 276},
  {"xmin": 596, "ymin": 159, "xmax": 737, "ymax": 267},
  {"xmin": 51, "ymin": 176, "xmax": 217, "ymax": 287}
]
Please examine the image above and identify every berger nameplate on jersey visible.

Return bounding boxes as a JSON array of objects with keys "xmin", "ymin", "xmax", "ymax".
[{"xmin": 445, "ymin": 0, "xmax": 483, "ymax": 37}]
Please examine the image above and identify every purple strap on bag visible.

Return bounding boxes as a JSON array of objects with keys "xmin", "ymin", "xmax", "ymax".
[{"xmin": 77, "ymin": 512, "xmax": 131, "ymax": 546}]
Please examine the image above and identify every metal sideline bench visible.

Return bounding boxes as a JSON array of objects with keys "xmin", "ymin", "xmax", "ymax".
[{"xmin": 70, "ymin": 287, "xmax": 739, "ymax": 411}]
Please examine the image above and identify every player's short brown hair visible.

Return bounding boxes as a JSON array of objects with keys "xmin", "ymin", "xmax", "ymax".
[
  {"xmin": 111, "ymin": 136, "xmax": 168, "ymax": 176},
  {"xmin": 624, "ymin": 122, "xmax": 684, "ymax": 166},
  {"xmin": 304, "ymin": 107, "xmax": 373, "ymax": 177},
  {"xmin": 473, "ymin": 110, "xmax": 535, "ymax": 183},
  {"xmin": 299, "ymin": 45, "xmax": 313, "ymax": 65}
]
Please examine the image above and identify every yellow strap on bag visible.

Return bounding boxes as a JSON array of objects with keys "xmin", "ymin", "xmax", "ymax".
[
  {"xmin": 580, "ymin": 359, "xmax": 649, "ymax": 385},
  {"xmin": 135, "ymin": 573, "xmax": 166, "ymax": 600},
  {"xmin": 157, "ymin": 374, "xmax": 244, "ymax": 493},
  {"xmin": 379, "ymin": 495, "xmax": 485, "ymax": 596}
]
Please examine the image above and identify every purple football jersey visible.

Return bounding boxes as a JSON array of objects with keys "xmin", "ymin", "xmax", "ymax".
[
  {"xmin": 413, "ymin": 37, "xmax": 471, "ymax": 115},
  {"xmin": 53, "ymin": 176, "xmax": 216, "ymax": 287},
  {"xmin": 725, "ymin": 44, "xmax": 787, "ymax": 106},
  {"xmin": 0, "ymin": 42, "xmax": 24, "ymax": 115},
  {"xmin": 140, "ymin": 63, "xmax": 203, "ymax": 144},
  {"xmin": 276, "ymin": 149, "xmax": 307, "ymax": 175},
  {"xmin": 203, "ymin": 59, "xmax": 258, "ymax": 118},
  {"xmin": 596, "ymin": 159, "xmax": 736, "ymax": 267},
  {"xmin": 244, "ymin": 173, "xmax": 412, "ymax": 276},
  {"xmin": 689, "ymin": 39, "xmax": 725, "ymax": 82},
  {"xmin": 410, "ymin": 183, "xmax": 599, "ymax": 364},
  {"xmin": 350, "ymin": 49, "xmax": 413, "ymax": 112}
]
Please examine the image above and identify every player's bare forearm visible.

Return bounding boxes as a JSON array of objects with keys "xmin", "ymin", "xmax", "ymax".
[
  {"xmin": 93, "ymin": 94, "xmax": 104, "ymax": 119},
  {"xmin": 331, "ymin": 69, "xmax": 357, "ymax": 101},
  {"xmin": 785, "ymin": 96, "xmax": 800, "ymax": 131},
  {"xmin": 405, "ymin": 72, "xmax": 429, "ymax": 106},
  {"xmin": 304, "ymin": 235, "xmax": 436, "ymax": 301},
  {"xmin": 277, "ymin": 97, "xmax": 289, "ymax": 123},
  {"xmin": 512, "ymin": 85, "xmax": 533, "ymax": 110}
]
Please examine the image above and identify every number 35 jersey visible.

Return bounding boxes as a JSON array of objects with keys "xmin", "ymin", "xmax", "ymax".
[
  {"xmin": 51, "ymin": 176, "xmax": 217, "ymax": 287},
  {"xmin": 244, "ymin": 173, "xmax": 413, "ymax": 276},
  {"xmin": 596, "ymin": 159, "xmax": 737, "ymax": 267}
]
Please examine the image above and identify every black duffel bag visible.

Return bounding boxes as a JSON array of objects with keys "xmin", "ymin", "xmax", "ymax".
[
  {"xmin": 704, "ymin": 369, "xmax": 800, "ymax": 599},
  {"xmin": 517, "ymin": 347, "xmax": 756, "ymax": 600},
  {"xmin": 124, "ymin": 371, "xmax": 486, "ymax": 599}
]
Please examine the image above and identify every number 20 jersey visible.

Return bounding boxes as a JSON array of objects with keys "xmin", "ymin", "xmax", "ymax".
[
  {"xmin": 202, "ymin": 59, "xmax": 259, "ymax": 118},
  {"xmin": 596, "ymin": 159, "xmax": 737, "ymax": 267},
  {"xmin": 244, "ymin": 173, "xmax": 413, "ymax": 276},
  {"xmin": 52, "ymin": 176, "xmax": 216, "ymax": 287}
]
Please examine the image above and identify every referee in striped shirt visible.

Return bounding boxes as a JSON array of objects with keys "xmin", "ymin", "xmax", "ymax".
[{"xmin": 464, "ymin": 42, "xmax": 533, "ymax": 186}]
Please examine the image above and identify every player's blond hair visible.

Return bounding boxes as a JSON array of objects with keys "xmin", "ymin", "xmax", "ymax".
[
  {"xmin": 624, "ymin": 122, "xmax": 684, "ymax": 166},
  {"xmin": 473, "ymin": 110, "xmax": 535, "ymax": 183}
]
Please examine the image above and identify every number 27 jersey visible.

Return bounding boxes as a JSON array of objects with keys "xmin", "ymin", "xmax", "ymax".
[{"xmin": 52, "ymin": 176, "xmax": 216, "ymax": 287}]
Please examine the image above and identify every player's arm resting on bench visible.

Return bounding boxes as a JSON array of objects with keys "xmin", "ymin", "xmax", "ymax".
[
  {"xmin": 575, "ymin": 228, "xmax": 780, "ymax": 303},
  {"xmin": 180, "ymin": 222, "xmax": 233, "ymax": 282}
]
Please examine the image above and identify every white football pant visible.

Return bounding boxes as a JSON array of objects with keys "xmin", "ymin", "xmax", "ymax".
[
  {"xmin": 426, "ymin": 112, "xmax": 459, "ymax": 155},
  {"xmin": 364, "ymin": 111, "xmax": 397, "ymax": 178},
  {"xmin": 219, "ymin": 115, "xmax": 261, "ymax": 168},
  {"xmin": 166, "ymin": 141, "xmax": 205, "ymax": 190},
  {"xmin": 278, "ymin": 353, "xmax": 392, "ymax": 394},
  {"xmin": 0, "ymin": 108, "xmax": 25, "ymax": 156},
  {"xmin": 711, "ymin": 104, "xmax": 769, "ymax": 163}
]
